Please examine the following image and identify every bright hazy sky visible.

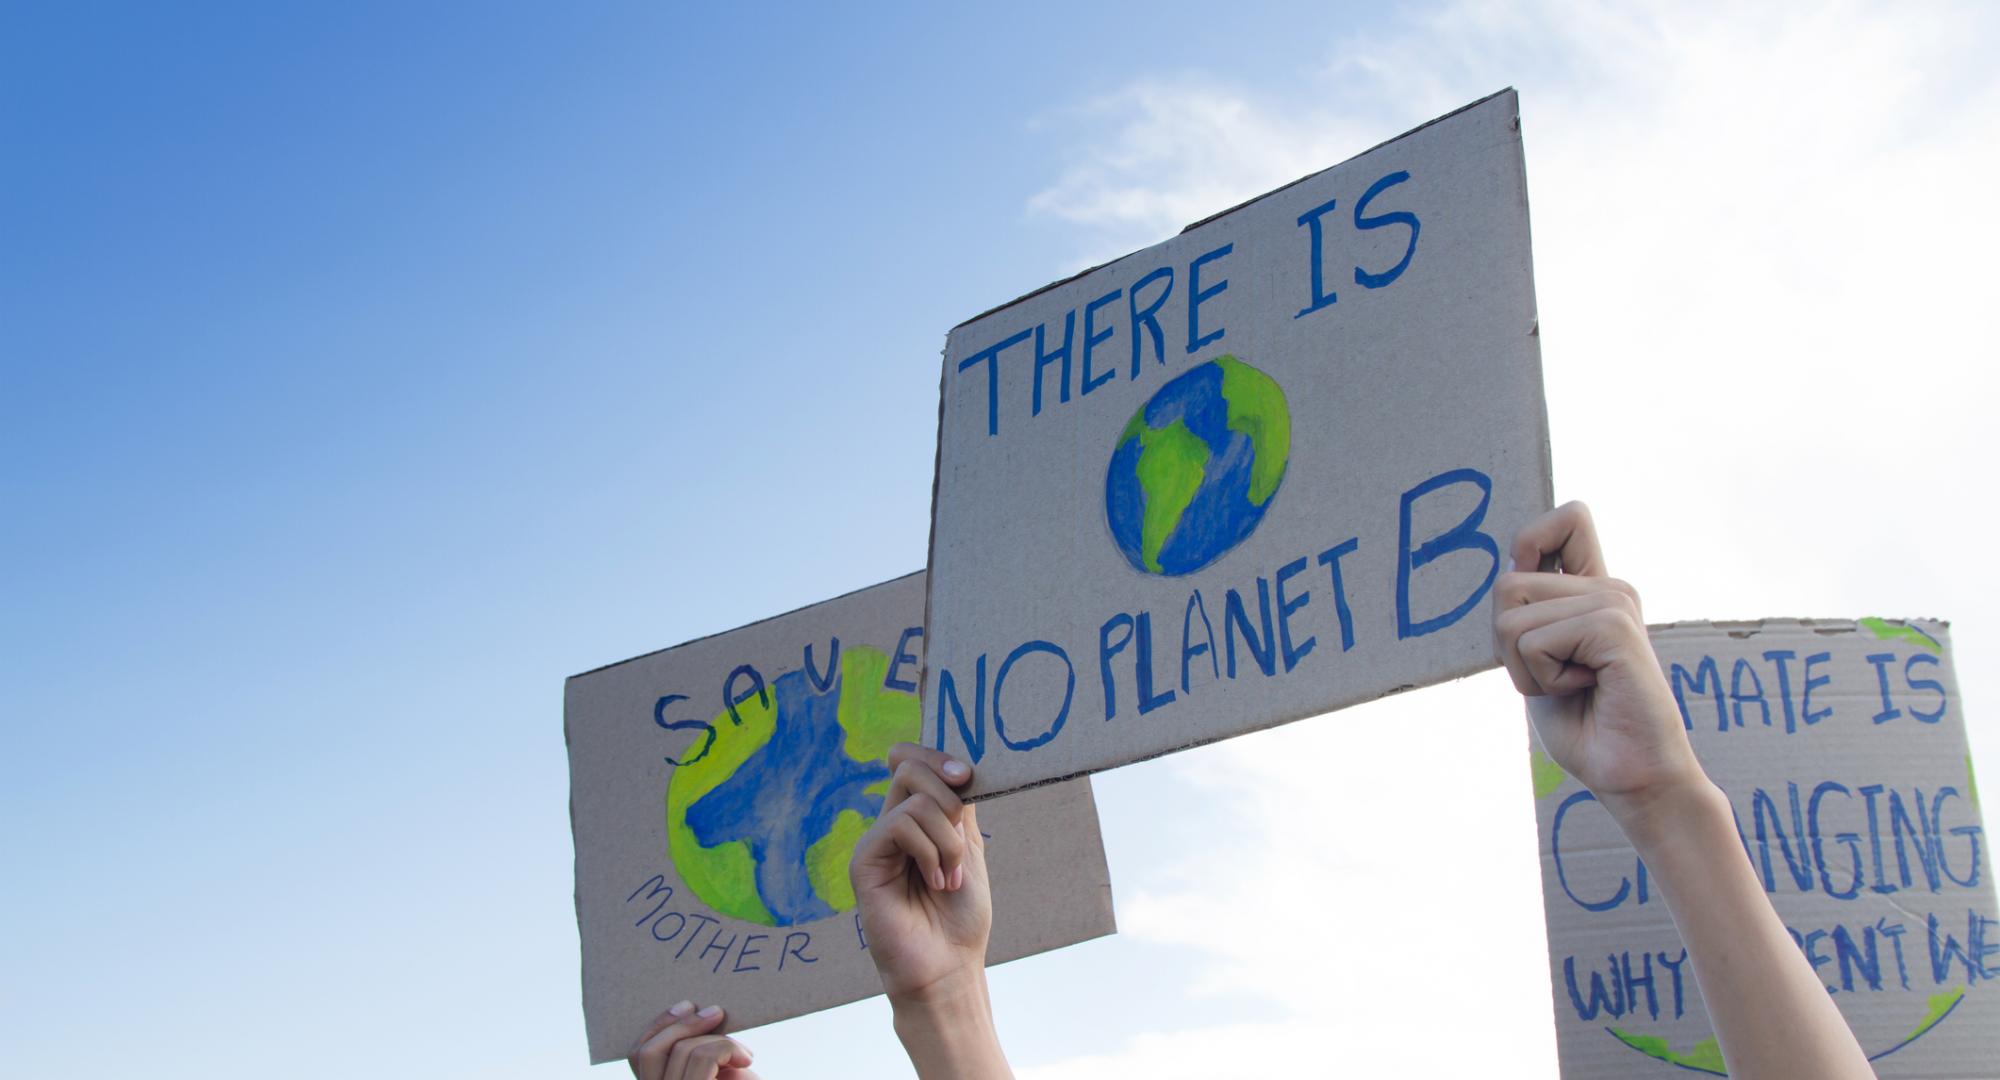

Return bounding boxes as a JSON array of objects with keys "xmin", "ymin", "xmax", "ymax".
[{"xmin": 5, "ymin": 2, "xmax": 1997, "ymax": 1077}]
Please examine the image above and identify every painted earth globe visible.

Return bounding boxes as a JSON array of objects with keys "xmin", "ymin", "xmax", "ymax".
[
  {"xmin": 665, "ymin": 644, "xmax": 919, "ymax": 927},
  {"xmin": 1105, "ymin": 354, "xmax": 1291, "ymax": 576}
]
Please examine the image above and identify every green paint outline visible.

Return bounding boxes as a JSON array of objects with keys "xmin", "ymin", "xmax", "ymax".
[
  {"xmin": 1608, "ymin": 1030, "xmax": 1727, "ymax": 1075},
  {"xmin": 1214, "ymin": 354, "xmax": 1290, "ymax": 506},
  {"xmin": 1859, "ymin": 616, "xmax": 1940, "ymax": 654},
  {"xmin": 1902, "ymin": 986, "xmax": 1966, "ymax": 1045},
  {"xmin": 1530, "ymin": 749, "xmax": 1567, "ymax": 799}
]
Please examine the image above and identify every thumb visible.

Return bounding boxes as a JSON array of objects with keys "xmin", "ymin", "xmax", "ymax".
[{"xmin": 961, "ymin": 801, "xmax": 984, "ymax": 855}]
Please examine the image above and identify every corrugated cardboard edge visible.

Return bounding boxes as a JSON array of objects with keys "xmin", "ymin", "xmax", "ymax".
[
  {"xmin": 1645, "ymin": 615, "xmax": 1951, "ymax": 636},
  {"xmin": 1081, "ymin": 775, "xmax": 1118, "ymax": 937},
  {"xmin": 1510, "ymin": 91, "xmax": 1555, "ymax": 514},
  {"xmin": 920, "ymin": 336, "xmax": 949, "ymax": 779}
]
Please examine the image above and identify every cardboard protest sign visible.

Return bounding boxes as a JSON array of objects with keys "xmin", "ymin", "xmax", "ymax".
[
  {"xmin": 923, "ymin": 88, "xmax": 1550, "ymax": 796},
  {"xmin": 566, "ymin": 571, "xmax": 1115, "ymax": 1063},
  {"xmin": 1532, "ymin": 618, "xmax": 1998, "ymax": 1077}
]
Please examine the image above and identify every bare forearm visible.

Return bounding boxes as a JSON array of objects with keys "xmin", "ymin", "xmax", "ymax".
[
  {"xmin": 1610, "ymin": 780, "xmax": 1874, "ymax": 1080},
  {"xmin": 891, "ymin": 974, "xmax": 1013, "ymax": 1080}
]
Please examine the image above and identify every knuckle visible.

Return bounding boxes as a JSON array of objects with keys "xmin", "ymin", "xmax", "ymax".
[
  {"xmin": 876, "ymin": 806, "xmax": 913, "ymax": 837},
  {"xmin": 1592, "ymin": 606, "xmax": 1638, "ymax": 634},
  {"xmin": 1614, "ymin": 577, "xmax": 1644, "ymax": 607},
  {"xmin": 674, "ymin": 1035, "xmax": 717, "ymax": 1058}
]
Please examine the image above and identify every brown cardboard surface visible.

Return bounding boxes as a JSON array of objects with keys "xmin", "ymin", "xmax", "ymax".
[
  {"xmin": 923, "ymin": 89, "xmax": 1550, "ymax": 798},
  {"xmin": 1532, "ymin": 618, "xmax": 1998, "ymax": 1077},
  {"xmin": 566, "ymin": 571, "xmax": 1115, "ymax": 1063}
]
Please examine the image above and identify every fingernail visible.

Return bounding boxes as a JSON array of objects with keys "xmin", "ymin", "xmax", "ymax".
[
  {"xmin": 943, "ymin": 759, "xmax": 970, "ymax": 781},
  {"xmin": 932, "ymin": 867, "xmax": 946, "ymax": 891},
  {"xmin": 951, "ymin": 865, "xmax": 965, "ymax": 891},
  {"xmin": 697, "ymin": 1004, "xmax": 722, "ymax": 1019},
  {"xmin": 669, "ymin": 1000, "xmax": 694, "ymax": 1018}
]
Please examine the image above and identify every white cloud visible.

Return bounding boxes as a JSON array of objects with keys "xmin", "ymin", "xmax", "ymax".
[
  {"xmin": 1028, "ymin": 677, "xmax": 1561, "ymax": 1078},
  {"xmin": 1015, "ymin": 2, "xmax": 2000, "ymax": 1076},
  {"xmin": 1023, "ymin": 79, "xmax": 1377, "ymax": 268}
]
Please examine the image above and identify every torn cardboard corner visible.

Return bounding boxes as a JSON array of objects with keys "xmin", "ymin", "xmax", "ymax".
[
  {"xmin": 1530, "ymin": 617, "xmax": 1997, "ymax": 1079},
  {"xmin": 566, "ymin": 571, "xmax": 1115, "ymax": 1064},
  {"xmin": 923, "ymin": 88, "xmax": 1551, "ymax": 799}
]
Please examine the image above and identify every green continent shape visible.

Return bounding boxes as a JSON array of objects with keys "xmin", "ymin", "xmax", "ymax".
[
  {"xmin": 805, "ymin": 808, "xmax": 871, "ymax": 912},
  {"xmin": 815, "ymin": 645, "xmax": 921, "ymax": 912},
  {"xmin": 1530, "ymin": 748, "xmax": 1567, "ymax": 799},
  {"xmin": 665, "ymin": 686, "xmax": 779, "ymax": 925},
  {"xmin": 1609, "ymin": 1030, "xmax": 1727, "ymax": 1075},
  {"xmin": 1969, "ymin": 755, "xmax": 1982, "ymax": 811},
  {"xmin": 837, "ymin": 644, "xmax": 922, "ymax": 762},
  {"xmin": 1904, "ymin": 986, "xmax": 1966, "ymax": 1043},
  {"xmin": 1118, "ymin": 409, "xmax": 1148, "ymax": 448},
  {"xmin": 1215, "ymin": 354, "xmax": 1290, "ymax": 506},
  {"xmin": 1134, "ymin": 418, "xmax": 1209, "ymax": 573},
  {"xmin": 1860, "ymin": 616, "xmax": 1940, "ymax": 654}
]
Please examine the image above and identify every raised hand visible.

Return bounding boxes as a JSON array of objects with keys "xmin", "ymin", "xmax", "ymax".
[
  {"xmin": 849, "ymin": 743, "xmax": 1010, "ymax": 1080},
  {"xmin": 1492, "ymin": 500, "xmax": 1873, "ymax": 1080},
  {"xmin": 627, "ymin": 1002, "xmax": 758, "ymax": 1080},
  {"xmin": 1492, "ymin": 500, "xmax": 1703, "ymax": 816}
]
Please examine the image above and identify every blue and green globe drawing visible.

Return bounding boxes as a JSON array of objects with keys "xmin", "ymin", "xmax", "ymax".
[
  {"xmin": 666, "ymin": 644, "xmax": 919, "ymax": 927},
  {"xmin": 1105, "ymin": 354, "xmax": 1291, "ymax": 576}
]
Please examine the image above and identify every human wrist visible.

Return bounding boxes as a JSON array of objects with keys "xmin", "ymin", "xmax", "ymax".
[
  {"xmin": 1599, "ymin": 771, "xmax": 1730, "ymax": 858},
  {"xmin": 890, "ymin": 968, "xmax": 1010, "ymax": 1080}
]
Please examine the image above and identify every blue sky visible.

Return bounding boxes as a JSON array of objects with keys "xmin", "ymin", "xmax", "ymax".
[{"xmin": 6, "ymin": 2, "xmax": 1999, "ymax": 1077}]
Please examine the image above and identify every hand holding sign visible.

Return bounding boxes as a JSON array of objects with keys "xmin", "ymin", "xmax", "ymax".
[
  {"xmin": 850, "ymin": 744, "xmax": 1010, "ymax": 1080},
  {"xmin": 1499, "ymin": 502, "xmax": 1876, "ymax": 1080},
  {"xmin": 626, "ymin": 1003, "xmax": 758, "ymax": 1080},
  {"xmin": 1493, "ymin": 501, "xmax": 1706, "ymax": 829}
]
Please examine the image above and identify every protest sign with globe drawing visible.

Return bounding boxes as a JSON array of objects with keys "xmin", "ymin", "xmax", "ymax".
[
  {"xmin": 1533, "ymin": 619, "xmax": 1999, "ymax": 1078},
  {"xmin": 565, "ymin": 571, "xmax": 1115, "ymax": 1063},
  {"xmin": 924, "ymin": 89, "xmax": 1552, "ymax": 797}
]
